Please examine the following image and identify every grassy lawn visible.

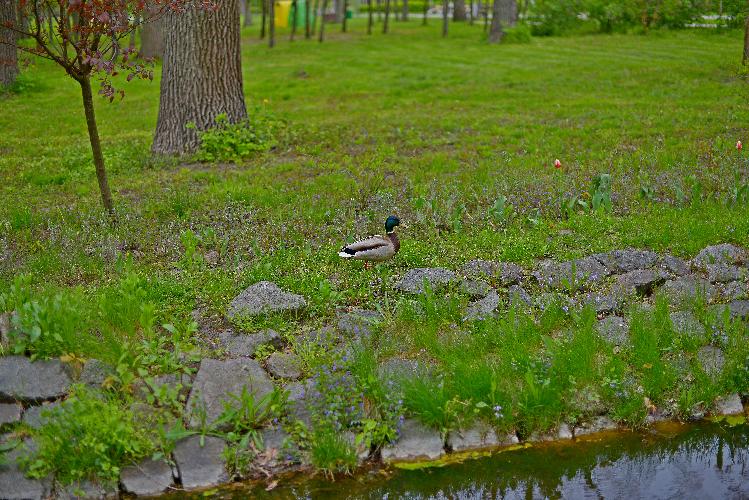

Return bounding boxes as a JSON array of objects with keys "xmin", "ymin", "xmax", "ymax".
[{"xmin": 1, "ymin": 20, "xmax": 749, "ymax": 482}]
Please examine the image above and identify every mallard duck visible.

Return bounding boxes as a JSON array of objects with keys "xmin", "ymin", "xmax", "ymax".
[{"xmin": 339, "ymin": 216, "xmax": 401, "ymax": 266}]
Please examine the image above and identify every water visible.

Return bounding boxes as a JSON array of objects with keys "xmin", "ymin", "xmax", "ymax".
[{"xmin": 188, "ymin": 421, "xmax": 749, "ymax": 499}]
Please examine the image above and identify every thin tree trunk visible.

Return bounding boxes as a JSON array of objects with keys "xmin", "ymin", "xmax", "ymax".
[
  {"xmin": 423, "ymin": 0, "xmax": 428, "ymax": 25},
  {"xmin": 483, "ymin": 0, "xmax": 489, "ymax": 32},
  {"xmin": 442, "ymin": 0, "xmax": 448, "ymax": 36},
  {"xmin": 377, "ymin": 0, "xmax": 382, "ymax": 20},
  {"xmin": 152, "ymin": 0, "xmax": 247, "ymax": 155},
  {"xmin": 80, "ymin": 76, "xmax": 115, "ymax": 215},
  {"xmin": 334, "ymin": 0, "xmax": 344, "ymax": 22},
  {"xmin": 319, "ymin": 0, "xmax": 328, "ymax": 41},
  {"xmin": 488, "ymin": 0, "xmax": 503, "ymax": 42},
  {"xmin": 383, "ymin": 0, "xmax": 391, "ymax": 32},
  {"xmin": 269, "ymin": 0, "xmax": 275, "ymax": 47},
  {"xmin": 290, "ymin": 0, "xmax": 298, "ymax": 39},
  {"xmin": 744, "ymin": 5, "xmax": 749, "ymax": 64},
  {"xmin": 453, "ymin": 0, "xmax": 467, "ymax": 21},
  {"xmin": 244, "ymin": 0, "xmax": 253, "ymax": 26},
  {"xmin": 402, "ymin": 0, "xmax": 409, "ymax": 20},
  {"xmin": 305, "ymin": 0, "xmax": 311, "ymax": 37},
  {"xmin": 261, "ymin": 0, "xmax": 267, "ymax": 38},
  {"xmin": 469, "ymin": 0, "xmax": 474, "ymax": 24},
  {"xmin": 393, "ymin": 0, "xmax": 399, "ymax": 20},
  {"xmin": 0, "ymin": 0, "xmax": 18, "ymax": 88},
  {"xmin": 311, "ymin": 0, "xmax": 319, "ymax": 35},
  {"xmin": 368, "ymin": 0, "xmax": 374, "ymax": 33},
  {"xmin": 342, "ymin": 0, "xmax": 348, "ymax": 31}
]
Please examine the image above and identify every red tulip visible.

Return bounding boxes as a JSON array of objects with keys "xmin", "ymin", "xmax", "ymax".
[
  {"xmin": 737, "ymin": 141, "xmax": 743, "ymax": 152},
  {"xmin": 554, "ymin": 159, "xmax": 562, "ymax": 169}
]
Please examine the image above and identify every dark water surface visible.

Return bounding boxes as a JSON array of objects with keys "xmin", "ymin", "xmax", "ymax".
[{"xmin": 188, "ymin": 421, "xmax": 749, "ymax": 499}]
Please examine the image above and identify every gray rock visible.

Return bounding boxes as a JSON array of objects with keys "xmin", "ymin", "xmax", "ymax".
[
  {"xmin": 464, "ymin": 289, "xmax": 500, "ymax": 321},
  {"xmin": 594, "ymin": 249, "xmax": 659, "ymax": 274},
  {"xmin": 697, "ymin": 346, "xmax": 725, "ymax": 378},
  {"xmin": 596, "ymin": 316, "xmax": 629, "ymax": 346},
  {"xmin": 714, "ymin": 394, "xmax": 744, "ymax": 416},
  {"xmin": 78, "ymin": 359, "xmax": 114, "ymax": 389},
  {"xmin": 460, "ymin": 279, "xmax": 493, "ymax": 298},
  {"xmin": 670, "ymin": 311, "xmax": 706, "ymax": 338},
  {"xmin": 497, "ymin": 263, "xmax": 524, "ymax": 287},
  {"xmin": 257, "ymin": 427, "xmax": 298, "ymax": 468},
  {"xmin": 461, "ymin": 259, "xmax": 499, "ymax": 279},
  {"xmin": 22, "ymin": 401, "xmax": 62, "ymax": 429},
  {"xmin": 395, "ymin": 268, "xmax": 457, "ymax": 294},
  {"xmin": 285, "ymin": 380, "xmax": 314, "ymax": 428},
  {"xmin": 227, "ymin": 281, "xmax": 306, "ymax": 319},
  {"xmin": 721, "ymin": 281, "xmax": 748, "ymax": 301},
  {"xmin": 186, "ymin": 358, "xmax": 275, "ymax": 429},
  {"xmin": 173, "ymin": 435, "xmax": 229, "ymax": 490},
  {"xmin": 0, "ymin": 356, "xmax": 72, "ymax": 404},
  {"xmin": 529, "ymin": 424, "xmax": 573, "ymax": 442},
  {"xmin": 728, "ymin": 300, "xmax": 749, "ymax": 320},
  {"xmin": 508, "ymin": 285, "xmax": 532, "ymax": 307},
  {"xmin": 574, "ymin": 416, "xmax": 617, "ymax": 437},
  {"xmin": 660, "ymin": 254, "xmax": 691, "ymax": 277},
  {"xmin": 0, "ymin": 440, "xmax": 51, "ymax": 499},
  {"xmin": 0, "ymin": 312, "xmax": 11, "ymax": 349},
  {"xmin": 381, "ymin": 419, "xmax": 445, "ymax": 463},
  {"xmin": 580, "ymin": 292, "xmax": 618, "ymax": 315},
  {"xmin": 692, "ymin": 244, "xmax": 747, "ymax": 270},
  {"xmin": 660, "ymin": 276, "xmax": 717, "ymax": 308},
  {"xmin": 265, "ymin": 352, "xmax": 303, "ymax": 380},
  {"xmin": 447, "ymin": 423, "xmax": 518, "ymax": 452},
  {"xmin": 55, "ymin": 479, "xmax": 118, "ymax": 499},
  {"xmin": 533, "ymin": 257, "xmax": 609, "ymax": 291},
  {"xmin": 0, "ymin": 403, "xmax": 22, "ymax": 427},
  {"xmin": 613, "ymin": 269, "xmax": 667, "ymax": 297},
  {"xmin": 557, "ymin": 423, "xmax": 574, "ymax": 439},
  {"xmin": 219, "ymin": 329, "xmax": 283, "ymax": 358},
  {"xmin": 337, "ymin": 309, "xmax": 382, "ymax": 338},
  {"xmin": 120, "ymin": 458, "xmax": 175, "ymax": 496},
  {"xmin": 706, "ymin": 264, "xmax": 744, "ymax": 284}
]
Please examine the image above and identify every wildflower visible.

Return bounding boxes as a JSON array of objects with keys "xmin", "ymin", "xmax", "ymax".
[
  {"xmin": 554, "ymin": 159, "xmax": 562, "ymax": 169},
  {"xmin": 738, "ymin": 140, "xmax": 743, "ymax": 152}
]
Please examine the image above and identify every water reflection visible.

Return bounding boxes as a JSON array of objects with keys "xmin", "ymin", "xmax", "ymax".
[{"xmin": 186, "ymin": 421, "xmax": 749, "ymax": 499}]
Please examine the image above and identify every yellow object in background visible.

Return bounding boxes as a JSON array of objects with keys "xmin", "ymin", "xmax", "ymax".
[{"xmin": 274, "ymin": 1, "xmax": 292, "ymax": 28}]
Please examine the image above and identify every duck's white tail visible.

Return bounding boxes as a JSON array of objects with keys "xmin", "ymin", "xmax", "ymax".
[{"xmin": 338, "ymin": 251, "xmax": 354, "ymax": 258}]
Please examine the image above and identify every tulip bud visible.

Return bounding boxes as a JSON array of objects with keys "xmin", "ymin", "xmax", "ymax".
[
  {"xmin": 554, "ymin": 159, "xmax": 562, "ymax": 169},
  {"xmin": 737, "ymin": 141, "xmax": 743, "ymax": 152}
]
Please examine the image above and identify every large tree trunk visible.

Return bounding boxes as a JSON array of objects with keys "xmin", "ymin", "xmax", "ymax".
[
  {"xmin": 0, "ymin": 0, "xmax": 18, "ymax": 88},
  {"xmin": 140, "ymin": 8, "xmax": 165, "ymax": 59},
  {"xmin": 152, "ymin": 1, "xmax": 247, "ymax": 155},
  {"xmin": 80, "ymin": 76, "xmax": 115, "ymax": 215},
  {"xmin": 498, "ymin": 0, "xmax": 517, "ymax": 26},
  {"xmin": 401, "ymin": 0, "xmax": 409, "ymax": 21},
  {"xmin": 453, "ymin": 0, "xmax": 467, "ymax": 21},
  {"xmin": 488, "ymin": 0, "xmax": 503, "ymax": 43}
]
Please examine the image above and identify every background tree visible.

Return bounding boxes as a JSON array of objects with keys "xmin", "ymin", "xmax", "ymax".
[
  {"xmin": 402, "ymin": 0, "xmax": 409, "ymax": 20},
  {"xmin": 306, "ymin": 0, "xmax": 311, "ymax": 37},
  {"xmin": 319, "ymin": 0, "xmax": 328, "ymax": 41},
  {"xmin": 0, "ymin": 0, "xmax": 178, "ymax": 215},
  {"xmin": 152, "ymin": 0, "xmax": 247, "ymax": 156},
  {"xmin": 0, "ymin": 0, "xmax": 18, "ymax": 88},
  {"xmin": 442, "ymin": 0, "xmax": 449, "ymax": 36},
  {"xmin": 243, "ymin": 0, "xmax": 253, "ymax": 26},
  {"xmin": 261, "ymin": 0, "xmax": 267, "ymax": 38},
  {"xmin": 423, "ymin": 0, "xmax": 429, "ymax": 25},
  {"xmin": 488, "ymin": 0, "xmax": 504, "ymax": 42},
  {"xmin": 744, "ymin": 0, "xmax": 749, "ymax": 64},
  {"xmin": 368, "ymin": 0, "xmax": 374, "ymax": 33},
  {"xmin": 383, "ymin": 0, "xmax": 391, "ymax": 32},
  {"xmin": 497, "ymin": 0, "xmax": 516, "ymax": 26},
  {"xmin": 140, "ymin": 6, "xmax": 165, "ymax": 59},
  {"xmin": 342, "ymin": 0, "xmax": 348, "ymax": 31},
  {"xmin": 453, "ymin": 0, "xmax": 467, "ymax": 20},
  {"xmin": 269, "ymin": 0, "xmax": 275, "ymax": 47}
]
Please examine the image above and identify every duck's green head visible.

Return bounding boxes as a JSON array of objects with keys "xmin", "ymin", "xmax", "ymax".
[{"xmin": 385, "ymin": 215, "xmax": 401, "ymax": 233}]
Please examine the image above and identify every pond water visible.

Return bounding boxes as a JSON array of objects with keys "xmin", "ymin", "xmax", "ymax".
[{"xmin": 191, "ymin": 421, "xmax": 749, "ymax": 499}]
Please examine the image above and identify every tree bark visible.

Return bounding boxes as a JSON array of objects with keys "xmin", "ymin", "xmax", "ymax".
[
  {"xmin": 453, "ymin": 0, "xmax": 467, "ymax": 21},
  {"xmin": 261, "ymin": 0, "xmax": 267, "ymax": 38},
  {"xmin": 244, "ymin": 0, "xmax": 253, "ymax": 26},
  {"xmin": 269, "ymin": 0, "xmax": 275, "ymax": 47},
  {"xmin": 80, "ymin": 76, "xmax": 115, "ymax": 215},
  {"xmin": 291, "ymin": 0, "xmax": 298, "ymax": 39},
  {"xmin": 498, "ymin": 0, "xmax": 517, "ymax": 27},
  {"xmin": 383, "ymin": 0, "xmax": 391, "ymax": 32},
  {"xmin": 152, "ymin": 1, "xmax": 247, "ymax": 155},
  {"xmin": 469, "ymin": 0, "xmax": 474, "ymax": 24},
  {"xmin": 442, "ymin": 0, "xmax": 449, "ymax": 36},
  {"xmin": 0, "ymin": 0, "xmax": 18, "ymax": 88},
  {"xmin": 140, "ymin": 8, "xmax": 165, "ymax": 59},
  {"xmin": 488, "ymin": 0, "xmax": 503, "ymax": 43},
  {"xmin": 334, "ymin": 0, "xmax": 344, "ymax": 22},
  {"xmin": 423, "ymin": 0, "xmax": 428, "ymax": 25},
  {"xmin": 342, "ymin": 0, "xmax": 348, "ymax": 31},
  {"xmin": 401, "ymin": 0, "xmax": 409, "ymax": 21}
]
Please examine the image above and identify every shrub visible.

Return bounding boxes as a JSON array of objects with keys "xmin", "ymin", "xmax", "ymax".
[{"xmin": 502, "ymin": 24, "xmax": 533, "ymax": 44}]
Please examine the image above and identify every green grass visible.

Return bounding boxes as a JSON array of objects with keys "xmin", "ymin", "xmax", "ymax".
[{"xmin": 2, "ymin": 21, "xmax": 749, "ymax": 481}]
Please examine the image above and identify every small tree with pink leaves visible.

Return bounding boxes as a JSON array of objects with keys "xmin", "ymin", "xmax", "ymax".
[{"xmin": 0, "ymin": 0, "xmax": 212, "ymax": 216}]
